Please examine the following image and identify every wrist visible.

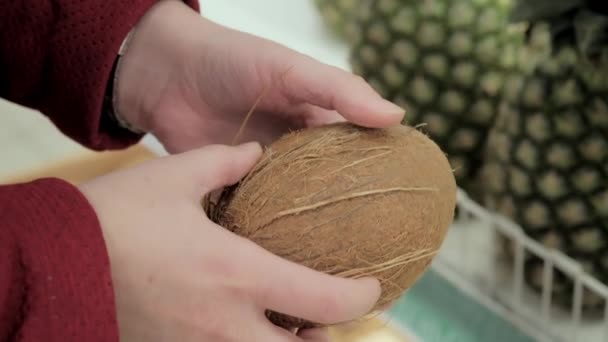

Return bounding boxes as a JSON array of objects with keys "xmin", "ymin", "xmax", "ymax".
[
  {"xmin": 105, "ymin": 30, "xmax": 146, "ymax": 134},
  {"xmin": 112, "ymin": 0, "xmax": 199, "ymax": 134}
]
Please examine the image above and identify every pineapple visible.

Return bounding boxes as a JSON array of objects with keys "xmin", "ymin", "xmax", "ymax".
[
  {"xmin": 348, "ymin": 0, "xmax": 525, "ymax": 196},
  {"xmin": 313, "ymin": 0, "xmax": 358, "ymax": 41},
  {"xmin": 481, "ymin": 0, "xmax": 608, "ymax": 313}
]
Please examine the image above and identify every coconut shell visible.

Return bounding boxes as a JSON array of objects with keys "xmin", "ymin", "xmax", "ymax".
[{"xmin": 207, "ymin": 122, "xmax": 457, "ymax": 330}]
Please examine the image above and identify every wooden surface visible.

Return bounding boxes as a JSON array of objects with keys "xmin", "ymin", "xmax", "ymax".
[
  {"xmin": 2, "ymin": 144, "xmax": 413, "ymax": 342},
  {"xmin": 329, "ymin": 318, "xmax": 412, "ymax": 342},
  {"xmin": 4, "ymin": 144, "xmax": 158, "ymax": 185}
]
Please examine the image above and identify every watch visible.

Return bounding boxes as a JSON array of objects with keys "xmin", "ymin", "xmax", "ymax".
[{"xmin": 103, "ymin": 29, "xmax": 146, "ymax": 134}]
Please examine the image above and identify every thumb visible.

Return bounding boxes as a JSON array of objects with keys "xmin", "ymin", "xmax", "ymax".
[
  {"xmin": 166, "ymin": 141, "xmax": 263, "ymax": 192},
  {"xmin": 201, "ymin": 141, "xmax": 264, "ymax": 191}
]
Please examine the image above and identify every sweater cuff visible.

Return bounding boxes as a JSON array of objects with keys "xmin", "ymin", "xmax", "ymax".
[
  {"xmin": 41, "ymin": 0, "xmax": 200, "ymax": 151},
  {"xmin": 0, "ymin": 178, "xmax": 118, "ymax": 341}
]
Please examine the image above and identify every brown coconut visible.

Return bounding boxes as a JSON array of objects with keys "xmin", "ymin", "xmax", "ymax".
[{"xmin": 206, "ymin": 122, "xmax": 457, "ymax": 329}]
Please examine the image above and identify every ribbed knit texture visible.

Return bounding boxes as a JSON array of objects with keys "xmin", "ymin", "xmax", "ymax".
[
  {"xmin": 0, "ymin": 1, "xmax": 200, "ymax": 340},
  {"xmin": 0, "ymin": 0, "xmax": 200, "ymax": 150},
  {"xmin": 0, "ymin": 179, "xmax": 117, "ymax": 341}
]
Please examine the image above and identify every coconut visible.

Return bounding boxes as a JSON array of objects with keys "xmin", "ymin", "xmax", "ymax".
[{"xmin": 205, "ymin": 122, "xmax": 457, "ymax": 330}]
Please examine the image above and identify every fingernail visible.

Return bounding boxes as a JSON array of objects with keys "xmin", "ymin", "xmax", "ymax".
[
  {"xmin": 238, "ymin": 141, "xmax": 262, "ymax": 149},
  {"xmin": 236, "ymin": 141, "xmax": 263, "ymax": 154},
  {"xmin": 358, "ymin": 276, "xmax": 382, "ymax": 301},
  {"xmin": 374, "ymin": 99, "xmax": 406, "ymax": 116}
]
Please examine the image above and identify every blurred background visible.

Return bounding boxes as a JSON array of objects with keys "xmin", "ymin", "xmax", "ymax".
[{"xmin": 2, "ymin": 1, "xmax": 607, "ymax": 341}]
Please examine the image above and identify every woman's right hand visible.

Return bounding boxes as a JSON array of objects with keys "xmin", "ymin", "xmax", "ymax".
[{"xmin": 79, "ymin": 142, "xmax": 381, "ymax": 342}]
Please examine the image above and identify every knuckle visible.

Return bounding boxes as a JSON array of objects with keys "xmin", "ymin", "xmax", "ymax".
[
  {"xmin": 193, "ymin": 309, "xmax": 235, "ymax": 341},
  {"xmin": 352, "ymin": 74, "xmax": 366, "ymax": 83},
  {"xmin": 315, "ymin": 291, "xmax": 342, "ymax": 324},
  {"xmin": 200, "ymin": 250, "xmax": 243, "ymax": 286},
  {"xmin": 201, "ymin": 144, "xmax": 230, "ymax": 162},
  {"xmin": 250, "ymin": 277, "xmax": 273, "ymax": 305}
]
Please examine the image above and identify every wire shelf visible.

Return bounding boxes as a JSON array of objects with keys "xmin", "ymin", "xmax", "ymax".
[{"xmin": 432, "ymin": 189, "xmax": 608, "ymax": 342}]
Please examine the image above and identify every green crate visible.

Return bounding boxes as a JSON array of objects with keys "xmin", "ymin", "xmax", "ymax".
[{"xmin": 388, "ymin": 270, "xmax": 537, "ymax": 342}]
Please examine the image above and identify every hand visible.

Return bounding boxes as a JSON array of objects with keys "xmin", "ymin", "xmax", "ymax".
[
  {"xmin": 115, "ymin": 0, "xmax": 405, "ymax": 153},
  {"xmin": 79, "ymin": 142, "xmax": 381, "ymax": 341}
]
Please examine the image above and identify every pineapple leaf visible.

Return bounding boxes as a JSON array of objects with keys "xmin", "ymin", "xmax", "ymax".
[
  {"xmin": 574, "ymin": 9, "xmax": 608, "ymax": 58},
  {"xmin": 587, "ymin": 0, "xmax": 608, "ymax": 16},
  {"xmin": 510, "ymin": 0, "xmax": 584, "ymax": 23},
  {"xmin": 511, "ymin": 0, "xmax": 608, "ymax": 59}
]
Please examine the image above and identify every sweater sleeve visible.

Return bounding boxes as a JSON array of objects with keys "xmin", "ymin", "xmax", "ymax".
[
  {"xmin": 0, "ymin": 179, "xmax": 118, "ymax": 341},
  {"xmin": 1, "ymin": 2, "xmax": 203, "ymax": 341},
  {"xmin": 0, "ymin": 0, "xmax": 200, "ymax": 151}
]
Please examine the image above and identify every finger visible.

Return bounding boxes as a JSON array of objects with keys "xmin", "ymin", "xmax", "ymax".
[
  {"xmin": 298, "ymin": 328, "xmax": 331, "ymax": 342},
  {"xmin": 294, "ymin": 104, "xmax": 347, "ymax": 128},
  {"xmin": 236, "ymin": 238, "xmax": 381, "ymax": 325},
  {"xmin": 280, "ymin": 55, "xmax": 405, "ymax": 128},
  {"xmin": 167, "ymin": 141, "xmax": 263, "ymax": 192},
  {"xmin": 203, "ymin": 142, "xmax": 263, "ymax": 190}
]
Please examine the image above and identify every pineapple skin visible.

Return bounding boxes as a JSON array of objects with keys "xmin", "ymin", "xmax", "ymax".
[
  {"xmin": 482, "ymin": 44, "xmax": 608, "ymax": 313},
  {"xmin": 313, "ymin": 0, "xmax": 358, "ymax": 41},
  {"xmin": 348, "ymin": 0, "xmax": 524, "ymax": 195}
]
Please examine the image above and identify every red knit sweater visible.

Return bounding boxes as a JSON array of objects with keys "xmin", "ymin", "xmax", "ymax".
[{"xmin": 0, "ymin": 1, "xmax": 199, "ymax": 340}]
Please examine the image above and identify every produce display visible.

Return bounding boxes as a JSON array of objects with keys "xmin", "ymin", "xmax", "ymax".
[
  {"xmin": 311, "ymin": 0, "xmax": 608, "ymax": 318},
  {"xmin": 481, "ymin": 0, "xmax": 608, "ymax": 312},
  {"xmin": 205, "ymin": 122, "xmax": 457, "ymax": 329},
  {"xmin": 313, "ymin": 0, "xmax": 358, "ymax": 41},
  {"xmin": 347, "ymin": 0, "xmax": 524, "ymax": 197}
]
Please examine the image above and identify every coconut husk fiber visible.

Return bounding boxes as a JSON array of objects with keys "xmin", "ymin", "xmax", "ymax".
[{"xmin": 205, "ymin": 122, "xmax": 457, "ymax": 330}]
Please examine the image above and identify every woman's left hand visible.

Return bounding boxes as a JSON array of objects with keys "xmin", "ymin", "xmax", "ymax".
[{"xmin": 115, "ymin": 0, "xmax": 405, "ymax": 153}]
